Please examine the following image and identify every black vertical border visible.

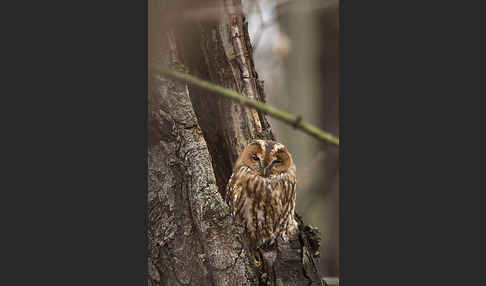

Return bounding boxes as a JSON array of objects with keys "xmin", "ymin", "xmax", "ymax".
[
  {"xmin": 2, "ymin": 1, "xmax": 148, "ymax": 284},
  {"xmin": 340, "ymin": 0, "xmax": 481, "ymax": 284}
]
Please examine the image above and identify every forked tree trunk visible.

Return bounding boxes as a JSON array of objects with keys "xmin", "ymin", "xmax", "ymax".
[{"xmin": 148, "ymin": 0, "xmax": 324, "ymax": 285}]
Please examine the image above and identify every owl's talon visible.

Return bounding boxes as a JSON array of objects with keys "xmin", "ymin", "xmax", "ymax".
[
  {"xmin": 250, "ymin": 250, "xmax": 262, "ymax": 268},
  {"xmin": 260, "ymin": 239, "xmax": 276, "ymax": 251}
]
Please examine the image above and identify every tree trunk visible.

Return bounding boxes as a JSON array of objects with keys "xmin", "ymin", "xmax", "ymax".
[{"xmin": 148, "ymin": 1, "xmax": 324, "ymax": 285}]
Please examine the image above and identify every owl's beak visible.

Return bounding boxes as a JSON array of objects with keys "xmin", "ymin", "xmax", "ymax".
[{"xmin": 263, "ymin": 165, "xmax": 272, "ymax": 177}]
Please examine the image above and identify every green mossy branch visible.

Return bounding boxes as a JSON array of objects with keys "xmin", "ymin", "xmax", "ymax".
[{"xmin": 151, "ymin": 66, "xmax": 340, "ymax": 147}]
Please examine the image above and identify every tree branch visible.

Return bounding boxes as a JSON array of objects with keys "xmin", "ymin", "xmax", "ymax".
[{"xmin": 151, "ymin": 66, "xmax": 340, "ymax": 147}]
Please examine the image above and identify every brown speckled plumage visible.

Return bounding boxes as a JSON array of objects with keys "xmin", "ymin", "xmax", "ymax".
[{"xmin": 225, "ymin": 140, "xmax": 298, "ymax": 248}]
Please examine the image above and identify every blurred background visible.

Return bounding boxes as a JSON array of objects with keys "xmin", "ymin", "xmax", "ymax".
[{"xmin": 243, "ymin": 0, "xmax": 340, "ymax": 277}]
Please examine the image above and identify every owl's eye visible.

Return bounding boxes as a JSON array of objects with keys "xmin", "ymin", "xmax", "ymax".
[
  {"xmin": 275, "ymin": 159, "xmax": 283, "ymax": 163},
  {"xmin": 251, "ymin": 154, "xmax": 259, "ymax": 161}
]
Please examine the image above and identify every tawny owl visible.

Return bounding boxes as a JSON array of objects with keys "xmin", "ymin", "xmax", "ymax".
[{"xmin": 225, "ymin": 139, "xmax": 298, "ymax": 249}]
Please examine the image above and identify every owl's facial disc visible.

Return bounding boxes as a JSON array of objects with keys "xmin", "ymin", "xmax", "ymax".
[
  {"xmin": 250, "ymin": 152, "xmax": 263, "ymax": 171},
  {"xmin": 245, "ymin": 140, "xmax": 290, "ymax": 177},
  {"xmin": 262, "ymin": 158, "xmax": 283, "ymax": 177},
  {"xmin": 263, "ymin": 164, "xmax": 272, "ymax": 177}
]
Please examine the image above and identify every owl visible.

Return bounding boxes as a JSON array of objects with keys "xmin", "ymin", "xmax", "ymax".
[{"xmin": 225, "ymin": 139, "xmax": 298, "ymax": 249}]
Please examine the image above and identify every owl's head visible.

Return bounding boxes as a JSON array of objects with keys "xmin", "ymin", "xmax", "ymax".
[{"xmin": 237, "ymin": 139, "xmax": 295, "ymax": 178}]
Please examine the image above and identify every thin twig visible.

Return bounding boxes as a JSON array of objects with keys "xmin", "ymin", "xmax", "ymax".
[{"xmin": 151, "ymin": 66, "xmax": 340, "ymax": 147}]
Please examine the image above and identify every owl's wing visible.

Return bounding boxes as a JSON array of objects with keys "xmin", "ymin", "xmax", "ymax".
[
  {"xmin": 274, "ymin": 173, "xmax": 298, "ymax": 237},
  {"xmin": 225, "ymin": 169, "xmax": 240, "ymax": 207},
  {"xmin": 225, "ymin": 166, "xmax": 251, "ymax": 212}
]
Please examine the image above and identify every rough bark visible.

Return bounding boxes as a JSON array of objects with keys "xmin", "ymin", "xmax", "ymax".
[
  {"xmin": 148, "ymin": 32, "xmax": 257, "ymax": 286},
  {"xmin": 148, "ymin": 0, "xmax": 324, "ymax": 285}
]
